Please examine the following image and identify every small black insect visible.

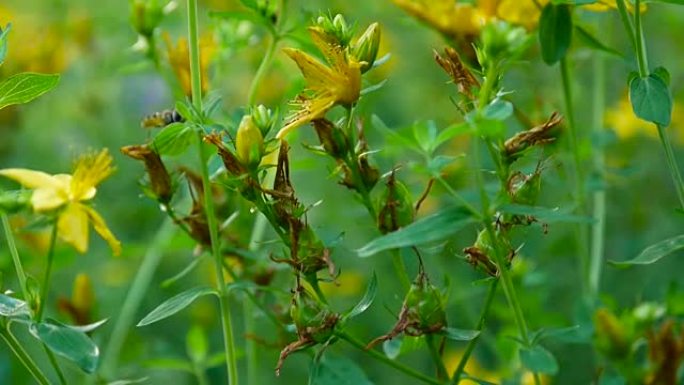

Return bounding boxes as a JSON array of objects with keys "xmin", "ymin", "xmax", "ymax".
[{"xmin": 140, "ymin": 109, "xmax": 184, "ymax": 129}]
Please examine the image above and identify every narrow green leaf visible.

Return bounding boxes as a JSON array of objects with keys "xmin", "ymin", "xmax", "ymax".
[
  {"xmin": 30, "ymin": 319, "xmax": 99, "ymax": 373},
  {"xmin": 520, "ymin": 345, "xmax": 559, "ymax": 375},
  {"xmin": 441, "ymin": 327, "xmax": 480, "ymax": 341},
  {"xmin": 382, "ymin": 336, "xmax": 423, "ymax": 360},
  {"xmin": 137, "ymin": 287, "xmax": 217, "ymax": 326},
  {"xmin": 360, "ymin": 79, "xmax": 388, "ymax": 96},
  {"xmin": 151, "ymin": 122, "xmax": 195, "ymax": 156},
  {"xmin": 629, "ymin": 74, "xmax": 672, "ymax": 126},
  {"xmin": 574, "ymin": 25, "xmax": 623, "ymax": 57},
  {"xmin": 539, "ymin": 3, "xmax": 573, "ymax": 65},
  {"xmin": 610, "ymin": 234, "xmax": 684, "ymax": 267},
  {"xmin": 0, "ymin": 72, "xmax": 60, "ymax": 110},
  {"xmin": 498, "ymin": 204, "xmax": 595, "ymax": 223},
  {"xmin": 107, "ymin": 377, "xmax": 149, "ymax": 385},
  {"xmin": 309, "ymin": 354, "xmax": 374, "ymax": 385},
  {"xmin": 0, "ymin": 293, "xmax": 30, "ymax": 318},
  {"xmin": 357, "ymin": 207, "xmax": 475, "ymax": 257},
  {"xmin": 344, "ymin": 273, "xmax": 377, "ymax": 320}
]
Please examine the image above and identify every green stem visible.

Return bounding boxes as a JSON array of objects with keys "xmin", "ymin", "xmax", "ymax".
[
  {"xmin": 43, "ymin": 346, "xmax": 66, "ymax": 385},
  {"xmin": 1, "ymin": 214, "xmax": 28, "ymax": 301},
  {"xmin": 391, "ymin": 249, "xmax": 411, "ymax": 291},
  {"xmin": 589, "ymin": 35, "xmax": 606, "ymax": 296},
  {"xmin": 37, "ymin": 222, "xmax": 58, "ymax": 322},
  {"xmin": 560, "ymin": 56, "xmax": 590, "ymax": 296},
  {"xmin": 187, "ymin": 1, "xmax": 239, "ymax": 383},
  {"xmin": 615, "ymin": 0, "xmax": 637, "ymax": 53},
  {"xmin": 339, "ymin": 332, "xmax": 442, "ymax": 385},
  {"xmin": 100, "ymin": 217, "xmax": 176, "ymax": 378},
  {"xmin": 633, "ymin": 0, "xmax": 649, "ymax": 77},
  {"xmin": 425, "ymin": 334, "xmax": 448, "ymax": 380},
  {"xmin": 434, "ymin": 176, "xmax": 482, "ymax": 219},
  {"xmin": 449, "ymin": 279, "xmax": 498, "ymax": 385},
  {"xmin": 656, "ymin": 124, "xmax": 684, "ymax": 209},
  {"xmin": 1, "ymin": 326, "xmax": 52, "ymax": 385}
]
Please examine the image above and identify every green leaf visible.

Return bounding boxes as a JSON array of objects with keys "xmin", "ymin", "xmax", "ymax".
[
  {"xmin": 434, "ymin": 122, "xmax": 469, "ymax": 149},
  {"xmin": 344, "ymin": 273, "xmax": 377, "ymax": 320},
  {"xmin": 309, "ymin": 354, "xmax": 374, "ymax": 385},
  {"xmin": 151, "ymin": 122, "xmax": 195, "ymax": 156},
  {"xmin": 360, "ymin": 79, "xmax": 388, "ymax": 96},
  {"xmin": 0, "ymin": 72, "xmax": 60, "ymax": 110},
  {"xmin": 482, "ymin": 98, "xmax": 513, "ymax": 121},
  {"xmin": 0, "ymin": 293, "xmax": 30, "ymax": 318},
  {"xmin": 382, "ymin": 336, "xmax": 422, "ymax": 360},
  {"xmin": 137, "ymin": 287, "xmax": 217, "ymax": 326},
  {"xmin": 441, "ymin": 327, "xmax": 480, "ymax": 341},
  {"xmin": 629, "ymin": 74, "xmax": 672, "ymax": 126},
  {"xmin": 520, "ymin": 345, "xmax": 559, "ymax": 375},
  {"xmin": 610, "ymin": 234, "xmax": 684, "ymax": 267},
  {"xmin": 0, "ymin": 23, "xmax": 11, "ymax": 66},
  {"xmin": 107, "ymin": 378, "xmax": 149, "ymax": 385},
  {"xmin": 30, "ymin": 319, "xmax": 99, "ymax": 373},
  {"xmin": 498, "ymin": 204, "xmax": 595, "ymax": 223},
  {"xmin": 652, "ymin": 66, "xmax": 671, "ymax": 86},
  {"xmin": 539, "ymin": 3, "xmax": 573, "ymax": 65},
  {"xmin": 357, "ymin": 207, "xmax": 475, "ymax": 257},
  {"xmin": 574, "ymin": 25, "xmax": 622, "ymax": 57}
]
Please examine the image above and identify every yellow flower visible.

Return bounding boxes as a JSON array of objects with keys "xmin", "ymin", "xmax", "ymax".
[
  {"xmin": 583, "ymin": 0, "xmax": 646, "ymax": 12},
  {"xmin": 0, "ymin": 149, "xmax": 121, "ymax": 256},
  {"xmin": 277, "ymin": 27, "xmax": 362, "ymax": 139},
  {"xmin": 163, "ymin": 31, "xmax": 215, "ymax": 97},
  {"xmin": 391, "ymin": 0, "xmax": 548, "ymax": 39}
]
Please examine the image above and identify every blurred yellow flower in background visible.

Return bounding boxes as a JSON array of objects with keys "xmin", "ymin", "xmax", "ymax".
[
  {"xmin": 321, "ymin": 270, "xmax": 365, "ymax": 298},
  {"xmin": 444, "ymin": 349, "xmax": 551, "ymax": 384},
  {"xmin": 392, "ymin": 0, "xmax": 548, "ymax": 41},
  {"xmin": 164, "ymin": 31, "xmax": 216, "ymax": 97},
  {"xmin": 277, "ymin": 27, "xmax": 362, "ymax": 139},
  {"xmin": 605, "ymin": 94, "xmax": 684, "ymax": 142},
  {"xmin": 0, "ymin": 149, "xmax": 121, "ymax": 256}
]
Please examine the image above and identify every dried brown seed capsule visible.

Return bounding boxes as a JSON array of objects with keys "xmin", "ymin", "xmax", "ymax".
[
  {"xmin": 503, "ymin": 112, "xmax": 562, "ymax": 162},
  {"xmin": 377, "ymin": 171, "xmax": 414, "ymax": 234},
  {"xmin": 434, "ymin": 47, "xmax": 479, "ymax": 100},
  {"xmin": 312, "ymin": 118, "xmax": 349, "ymax": 159},
  {"xmin": 121, "ymin": 144, "xmax": 173, "ymax": 203}
]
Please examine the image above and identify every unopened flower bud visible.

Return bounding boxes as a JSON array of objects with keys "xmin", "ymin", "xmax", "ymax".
[
  {"xmin": 404, "ymin": 279, "xmax": 447, "ymax": 333},
  {"xmin": 352, "ymin": 23, "xmax": 381, "ymax": 74},
  {"xmin": 0, "ymin": 190, "xmax": 31, "ymax": 214},
  {"xmin": 121, "ymin": 144, "xmax": 173, "ymax": 203},
  {"xmin": 236, "ymin": 115, "xmax": 265, "ymax": 169},
  {"xmin": 312, "ymin": 119, "xmax": 349, "ymax": 159},
  {"xmin": 314, "ymin": 13, "xmax": 353, "ymax": 46},
  {"xmin": 377, "ymin": 172, "xmax": 414, "ymax": 234},
  {"xmin": 252, "ymin": 105, "xmax": 276, "ymax": 136},
  {"xmin": 130, "ymin": 0, "xmax": 164, "ymax": 38}
]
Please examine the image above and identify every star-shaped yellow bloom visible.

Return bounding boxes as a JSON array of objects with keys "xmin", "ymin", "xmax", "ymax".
[
  {"xmin": 277, "ymin": 27, "xmax": 362, "ymax": 139},
  {"xmin": 0, "ymin": 149, "xmax": 121, "ymax": 256}
]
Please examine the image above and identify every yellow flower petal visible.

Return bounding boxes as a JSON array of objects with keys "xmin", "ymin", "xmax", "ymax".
[
  {"xmin": 277, "ymin": 96, "xmax": 336, "ymax": 139},
  {"xmin": 31, "ymin": 187, "xmax": 69, "ymax": 211},
  {"xmin": 83, "ymin": 205, "xmax": 121, "ymax": 256},
  {"xmin": 70, "ymin": 149, "xmax": 113, "ymax": 201},
  {"xmin": 58, "ymin": 203, "xmax": 90, "ymax": 254},
  {"xmin": 0, "ymin": 168, "xmax": 64, "ymax": 189}
]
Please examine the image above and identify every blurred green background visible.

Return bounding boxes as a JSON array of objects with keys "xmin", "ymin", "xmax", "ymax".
[{"xmin": 1, "ymin": 1, "xmax": 684, "ymax": 384}]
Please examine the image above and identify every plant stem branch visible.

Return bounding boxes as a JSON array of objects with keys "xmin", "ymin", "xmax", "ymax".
[
  {"xmin": 449, "ymin": 279, "xmax": 498, "ymax": 385},
  {"xmin": 2, "ymin": 214, "xmax": 28, "ymax": 301},
  {"xmin": 425, "ymin": 334, "xmax": 448, "ymax": 380},
  {"xmin": 589, "ymin": 34, "xmax": 606, "ymax": 296},
  {"xmin": 37, "ymin": 222, "xmax": 58, "ymax": 322},
  {"xmin": 560, "ymin": 56, "xmax": 590, "ymax": 296},
  {"xmin": 1, "ymin": 326, "xmax": 52, "ymax": 385},
  {"xmin": 339, "ymin": 332, "xmax": 442, "ymax": 385},
  {"xmin": 247, "ymin": 34, "xmax": 279, "ymax": 105},
  {"xmin": 633, "ymin": 0, "xmax": 649, "ymax": 77},
  {"xmin": 656, "ymin": 124, "xmax": 684, "ymax": 209},
  {"xmin": 187, "ymin": 0, "xmax": 239, "ymax": 383}
]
